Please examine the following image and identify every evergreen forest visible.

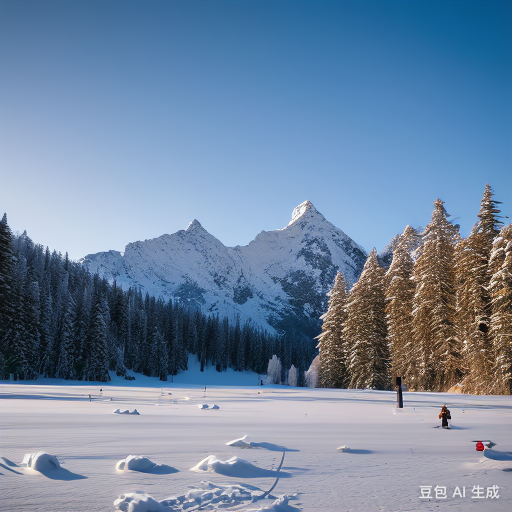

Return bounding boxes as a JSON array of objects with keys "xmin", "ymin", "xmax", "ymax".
[
  {"xmin": 1, "ymin": 184, "xmax": 510, "ymax": 395},
  {"xmin": 317, "ymin": 184, "xmax": 512, "ymax": 395},
  {"xmin": 0, "ymin": 218, "xmax": 313, "ymax": 383}
]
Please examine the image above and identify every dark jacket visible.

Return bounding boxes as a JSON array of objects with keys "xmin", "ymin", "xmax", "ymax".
[{"xmin": 439, "ymin": 408, "xmax": 451, "ymax": 427}]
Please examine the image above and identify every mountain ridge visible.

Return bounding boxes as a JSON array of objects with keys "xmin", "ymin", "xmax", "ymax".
[{"xmin": 81, "ymin": 201, "xmax": 367, "ymax": 340}]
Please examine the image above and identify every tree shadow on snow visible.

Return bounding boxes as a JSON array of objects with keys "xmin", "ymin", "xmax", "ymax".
[{"xmin": 0, "ymin": 458, "xmax": 24, "ymax": 475}]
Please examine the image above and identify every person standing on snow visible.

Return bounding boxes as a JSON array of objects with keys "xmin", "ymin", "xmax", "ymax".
[{"xmin": 439, "ymin": 404, "xmax": 451, "ymax": 428}]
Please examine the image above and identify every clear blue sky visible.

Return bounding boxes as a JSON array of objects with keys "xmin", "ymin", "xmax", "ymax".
[{"xmin": 1, "ymin": 0, "xmax": 511, "ymax": 261}]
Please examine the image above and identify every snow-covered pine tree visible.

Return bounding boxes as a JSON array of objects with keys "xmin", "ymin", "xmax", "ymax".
[
  {"xmin": 412, "ymin": 199, "xmax": 460, "ymax": 392},
  {"xmin": 8, "ymin": 255, "xmax": 31, "ymax": 380},
  {"xmin": 73, "ymin": 286, "xmax": 91, "ymax": 379},
  {"xmin": 266, "ymin": 354, "xmax": 282, "ymax": 384},
  {"xmin": 39, "ymin": 277, "xmax": 54, "ymax": 377},
  {"xmin": 56, "ymin": 288, "xmax": 76, "ymax": 380},
  {"xmin": 316, "ymin": 271, "xmax": 348, "ymax": 388},
  {"xmin": 344, "ymin": 248, "xmax": 390, "ymax": 390},
  {"xmin": 305, "ymin": 354, "xmax": 320, "ymax": 387},
  {"xmin": 155, "ymin": 327, "xmax": 168, "ymax": 381},
  {"xmin": 0, "ymin": 213, "xmax": 15, "ymax": 379},
  {"xmin": 109, "ymin": 281, "xmax": 128, "ymax": 371},
  {"xmin": 215, "ymin": 316, "xmax": 228, "ymax": 372},
  {"xmin": 236, "ymin": 320, "xmax": 246, "ymax": 372},
  {"xmin": 23, "ymin": 267, "xmax": 41, "ymax": 380},
  {"xmin": 220, "ymin": 317, "xmax": 230, "ymax": 371},
  {"xmin": 488, "ymin": 224, "xmax": 512, "ymax": 394},
  {"xmin": 174, "ymin": 306, "xmax": 187, "ymax": 373},
  {"xmin": 86, "ymin": 295, "xmax": 110, "ymax": 382},
  {"xmin": 288, "ymin": 364, "xmax": 298, "ymax": 386},
  {"xmin": 385, "ymin": 226, "xmax": 416, "ymax": 386},
  {"xmin": 455, "ymin": 184, "xmax": 503, "ymax": 394}
]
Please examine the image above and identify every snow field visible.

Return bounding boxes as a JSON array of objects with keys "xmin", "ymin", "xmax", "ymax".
[{"xmin": 1, "ymin": 382, "xmax": 511, "ymax": 511}]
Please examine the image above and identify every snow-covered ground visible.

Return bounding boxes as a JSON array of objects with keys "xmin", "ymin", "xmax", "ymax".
[{"xmin": 1, "ymin": 369, "xmax": 511, "ymax": 511}]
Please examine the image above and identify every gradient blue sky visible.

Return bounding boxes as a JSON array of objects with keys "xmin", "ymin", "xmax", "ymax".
[{"xmin": 1, "ymin": 0, "xmax": 511, "ymax": 261}]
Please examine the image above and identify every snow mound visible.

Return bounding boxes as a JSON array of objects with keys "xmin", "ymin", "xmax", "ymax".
[
  {"xmin": 258, "ymin": 494, "xmax": 300, "ymax": 511},
  {"xmin": 21, "ymin": 452, "xmax": 60, "ymax": 471},
  {"xmin": 191, "ymin": 455, "xmax": 278, "ymax": 478},
  {"xmin": 227, "ymin": 434, "xmax": 251, "ymax": 448},
  {"xmin": 226, "ymin": 435, "xmax": 298, "ymax": 452},
  {"xmin": 114, "ymin": 481, "xmax": 300, "ymax": 512},
  {"xmin": 114, "ymin": 408, "xmax": 140, "ymax": 415},
  {"xmin": 116, "ymin": 455, "xmax": 175, "ymax": 473},
  {"xmin": 337, "ymin": 445, "xmax": 350, "ymax": 452},
  {"xmin": 197, "ymin": 403, "xmax": 219, "ymax": 409}
]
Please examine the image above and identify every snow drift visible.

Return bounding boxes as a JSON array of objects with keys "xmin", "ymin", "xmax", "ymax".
[
  {"xmin": 190, "ymin": 455, "xmax": 287, "ymax": 478},
  {"xmin": 114, "ymin": 481, "xmax": 300, "ymax": 512},
  {"xmin": 21, "ymin": 452, "xmax": 60, "ymax": 471},
  {"xmin": 116, "ymin": 455, "xmax": 177, "ymax": 474}
]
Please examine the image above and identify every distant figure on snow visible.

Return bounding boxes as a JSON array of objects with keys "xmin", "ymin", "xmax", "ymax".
[{"xmin": 439, "ymin": 404, "xmax": 451, "ymax": 429}]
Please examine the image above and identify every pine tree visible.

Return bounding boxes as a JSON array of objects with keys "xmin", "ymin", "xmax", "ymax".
[
  {"xmin": 39, "ymin": 277, "xmax": 54, "ymax": 377},
  {"xmin": 73, "ymin": 286, "xmax": 91, "ymax": 379},
  {"xmin": 344, "ymin": 249, "xmax": 389, "ymax": 390},
  {"xmin": 0, "ymin": 213, "xmax": 15, "ymax": 378},
  {"xmin": 411, "ymin": 199, "xmax": 460, "ymax": 391},
  {"xmin": 115, "ymin": 348, "xmax": 127, "ymax": 377},
  {"xmin": 87, "ymin": 295, "xmax": 110, "ymax": 382},
  {"xmin": 489, "ymin": 225, "xmax": 512, "ymax": 394},
  {"xmin": 56, "ymin": 290, "xmax": 76, "ymax": 379},
  {"xmin": 385, "ymin": 226, "xmax": 416, "ymax": 385},
  {"xmin": 456, "ymin": 184, "xmax": 503, "ymax": 394},
  {"xmin": 266, "ymin": 355, "xmax": 282, "ymax": 384},
  {"xmin": 316, "ymin": 271, "xmax": 348, "ymax": 388},
  {"xmin": 23, "ymin": 267, "xmax": 41, "ymax": 379},
  {"xmin": 155, "ymin": 327, "xmax": 168, "ymax": 381},
  {"xmin": 288, "ymin": 364, "xmax": 298, "ymax": 386}
]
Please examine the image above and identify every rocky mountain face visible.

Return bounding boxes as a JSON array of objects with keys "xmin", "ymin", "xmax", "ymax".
[{"xmin": 81, "ymin": 201, "xmax": 367, "ymax": 340}]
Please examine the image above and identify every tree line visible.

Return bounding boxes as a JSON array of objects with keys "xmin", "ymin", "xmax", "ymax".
[
  {"xmin": 0, "ymin": 218, "xmax": 315, "ymax": 383},
  {"xmin": 317, "ymin": 184, "xmax": 512, "ymax": 395}
]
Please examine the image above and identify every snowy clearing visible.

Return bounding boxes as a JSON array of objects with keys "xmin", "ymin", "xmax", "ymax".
[{"xmin": 0, "ymin": 377, "xmax": 511, "ymax": 511}]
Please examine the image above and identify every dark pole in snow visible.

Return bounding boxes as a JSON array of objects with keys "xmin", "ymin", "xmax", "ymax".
[{"xmin": 396, "ymin": 377, "xmax": 403, "ymax": 408}]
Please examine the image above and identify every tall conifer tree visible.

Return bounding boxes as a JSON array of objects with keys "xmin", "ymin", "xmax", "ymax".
[
  {"xmin": 489, "ymin": 225, "xmax": 512, "ymax": 394},
  {"xmin": 87, "ymin": 295, "xmax": 110, "ymax": 382},
  {"xmin": 412, "ymin": 199, "xmax": 460, "ymax": 391},
  {"xmin": 344, "ymin": 249, "xmax": 389, "ymax": 390},
  {"xmin": 0, "ymin": 213, "xmax": 15, "ymax": 378},
  {"xmin": 385, "ymin": 226, "xmax": 416, "ymax": 384},
  {"xmin": 317, "ymin": 271, "xmax": 348, "ymax": 388},
  {"xmin": 456, "ymin": 184, "xmax": 503, "ymax": 393}
]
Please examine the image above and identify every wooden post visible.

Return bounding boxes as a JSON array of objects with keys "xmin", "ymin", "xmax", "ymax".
[{"xmin": 396, "ymin": 377, "xmax": 403, "ymax": 408}]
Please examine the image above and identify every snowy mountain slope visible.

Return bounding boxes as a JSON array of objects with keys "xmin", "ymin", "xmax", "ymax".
[{"xmin": 81, "ymin": 201, "xmax": 367, "ymax": 339}]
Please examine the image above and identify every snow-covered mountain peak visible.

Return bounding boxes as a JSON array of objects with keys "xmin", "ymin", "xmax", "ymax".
[
  {"xmin": 288, "ymin": 200, "xmax": 324, "ymax": 226},
  {"xmin": 82, "ymin": 203, "xmax": 367, "ymax": 340},
  {"xmin": 187, "ymin": 219, "xmax": 205, "ymax": 232}
]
